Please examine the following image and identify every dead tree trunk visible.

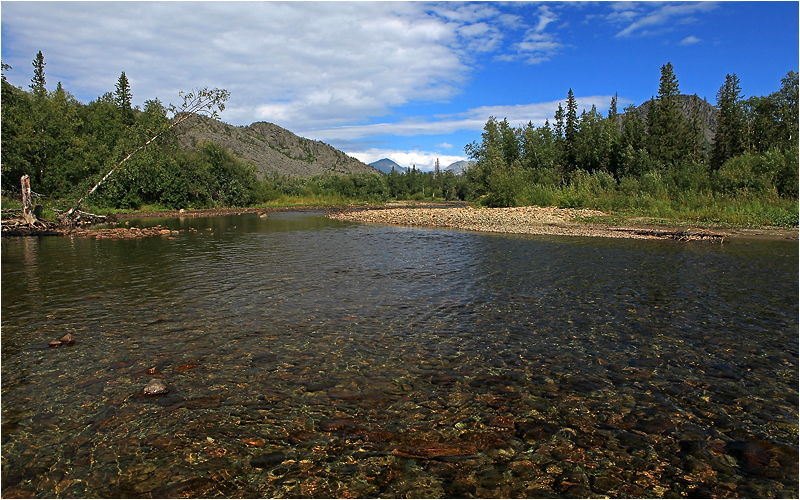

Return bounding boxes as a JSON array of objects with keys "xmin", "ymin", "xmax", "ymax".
[{"xmin": 21, "ymin": 174, "xmax": 36, "ymax": 225}]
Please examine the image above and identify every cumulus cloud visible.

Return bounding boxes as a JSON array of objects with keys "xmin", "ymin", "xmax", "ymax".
[{"xmin": 0, "ymin": 1, "xmax": 514, "ymax": 131}]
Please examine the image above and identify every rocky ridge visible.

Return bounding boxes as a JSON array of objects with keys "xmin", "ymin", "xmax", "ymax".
[{"xmin": 175, "ymin": 116, "xmax": 377, "ymax": 179}]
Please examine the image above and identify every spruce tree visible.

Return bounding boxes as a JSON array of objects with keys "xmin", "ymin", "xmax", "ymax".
[
  {"xmin": 688, "ymin": 94, "xmax": 707, "ymax": 163},
  {"xmin": 115, "ymin": 71, "xmax": 134, "ymax": 124},
  {"xmin": 647, "ymin": 62, "xmax": 689, "ymax": 166},
  {"xmin": 711, "ymin": 74, "xmax": 745, "ymax": 169},
  {"xmin": 554, "ymin": 103, "xmax": 565, "ymax": 139},
  {"xmin": 566, "ymin": 89, "xmax": 578, "ymax": 144},
  {"xmin": 29, "ymin": 51, "xmax": 46, "ymax": 96},
  {"xmin": 565, "ymin": 89, "xmax": 578, "ymax": 170}
]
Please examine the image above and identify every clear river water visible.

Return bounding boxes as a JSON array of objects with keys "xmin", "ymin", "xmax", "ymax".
[{"xmin": 1, "ymin": 211, "xmax": 798, "ymax": 498}]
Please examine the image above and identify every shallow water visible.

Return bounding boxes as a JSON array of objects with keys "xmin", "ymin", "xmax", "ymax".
[{"xmin": 1, "ymin": 211, "xmax": 798, "ymax": 498}]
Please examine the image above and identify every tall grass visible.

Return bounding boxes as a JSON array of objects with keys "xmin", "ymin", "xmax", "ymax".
[{"xmin": 483, "ymin": 164, "xmax": 798, "ymax": 228}]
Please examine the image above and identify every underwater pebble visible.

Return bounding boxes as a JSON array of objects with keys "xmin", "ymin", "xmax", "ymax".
[{"xmin": 142, "ymin": 379, "xmax": 168, "ymax": 395}]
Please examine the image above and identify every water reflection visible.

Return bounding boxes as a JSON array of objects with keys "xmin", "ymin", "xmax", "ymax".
[{"xmin": 1, "ymin": 212, "xmax": 797, "ymax": 498}]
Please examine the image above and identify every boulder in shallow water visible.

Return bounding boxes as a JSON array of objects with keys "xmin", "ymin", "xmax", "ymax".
[
  {"xmin": 60, "ymin": 333, "xmax": 75, "ymax": 345},
  {"xmin": 143, "ymin": 379, "xmax": 168, "ymax": 395},
  {"xmin": 48, "ymin": 340, "xmax": 62, "ymax": 348}
]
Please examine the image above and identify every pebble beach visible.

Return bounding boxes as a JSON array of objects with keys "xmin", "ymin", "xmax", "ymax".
[{"xmin": 327, "ymin": 205, "xmax": 730, "ymax": 241}]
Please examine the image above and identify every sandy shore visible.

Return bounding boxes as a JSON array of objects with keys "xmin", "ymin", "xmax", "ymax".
[{"xmin": 327, "ymin": 205, "xmax": 798, "ymax": 242}]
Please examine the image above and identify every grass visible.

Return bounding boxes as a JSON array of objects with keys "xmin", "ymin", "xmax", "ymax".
[{"xmin": 4, "ymin": 189, "xmax": 797, "ymax": 230}]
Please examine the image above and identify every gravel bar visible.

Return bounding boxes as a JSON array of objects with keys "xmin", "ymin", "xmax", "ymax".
[{"xmin": 327, "ymin": 205, "xmax": 729, "ymax": 241}]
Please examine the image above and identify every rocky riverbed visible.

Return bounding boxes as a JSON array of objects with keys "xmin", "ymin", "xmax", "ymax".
[{"xmin": 327, "ymin": 205, "xmax": 732, "ymax": 241}]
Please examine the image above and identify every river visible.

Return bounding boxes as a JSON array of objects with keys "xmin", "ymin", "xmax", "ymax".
[{"xmin": 1, "ymin": 211, "xmax": 797, "ymax": 497}]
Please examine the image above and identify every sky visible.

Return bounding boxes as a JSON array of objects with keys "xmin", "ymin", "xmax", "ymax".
[{"xmin": 1, "ymin": 1, "xmax": 798, "ymax": 171}]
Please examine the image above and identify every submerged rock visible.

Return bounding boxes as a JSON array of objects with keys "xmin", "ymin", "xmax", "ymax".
[
  {"xmin": 143, "ymin": 379, "xmax": 168, "ymax": 395},
  {"xmin": 250, "ymin": 452, "xmax": 285, "ymax": 468}
]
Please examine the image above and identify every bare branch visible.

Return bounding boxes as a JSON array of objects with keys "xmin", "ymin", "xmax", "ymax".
[{"xmin": 60, "ymin": 87, "xmax": 229, "ymax": 224}]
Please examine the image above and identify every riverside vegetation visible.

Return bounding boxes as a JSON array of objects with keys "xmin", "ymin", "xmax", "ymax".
[{"xmin": 1, "ymin": 55, "xmax": 797, "ymax": 228}]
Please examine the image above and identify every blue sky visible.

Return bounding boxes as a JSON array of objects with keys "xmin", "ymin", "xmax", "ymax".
[{"xmin": 2, "ymin": 1, "xmax": 798, "ymax": 170}]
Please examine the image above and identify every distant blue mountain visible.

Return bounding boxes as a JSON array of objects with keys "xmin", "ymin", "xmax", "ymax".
[{"xmin": 369, "ymin": 158, "xmax": 408, "ymax": 174}]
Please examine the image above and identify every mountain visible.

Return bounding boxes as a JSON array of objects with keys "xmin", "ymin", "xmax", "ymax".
[
  {"xmin": 626, "ymin": 94, "xmax": 719, "ymax": 143},
  {"xmin": 175, "ymin": 115, "xmax": 378, "ymax": 178},
  {"xmin": 370, "ymin": 158, "xmax": 408, "ymax": 174},
  {"xmin": 445, "ymin": 160, "xmax": 473, "ymax": 174}
]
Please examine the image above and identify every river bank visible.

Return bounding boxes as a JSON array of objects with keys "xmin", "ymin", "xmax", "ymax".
[{"xmin": 2, "ymin": 202, "xmax": 797, "ymax": 241}]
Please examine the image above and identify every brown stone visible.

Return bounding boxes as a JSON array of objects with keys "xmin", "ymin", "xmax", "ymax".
[
  {"xmin": 175, "ymin": 363, "xmax": 200, "ymax": 371},
  {"xmin": 242, "ymin": 437, "xmax": 266, "ymax": 447},
  {"xmin": 392, "ymin": 441, "xmax": 478, "ymax": 459},
  {"xmin": 59, "ymin": 333, "xmax": 75, "ymax": 345},
  {"xmin": 49, "ymin": 340, "xmax": 62, "ymax": 348}
]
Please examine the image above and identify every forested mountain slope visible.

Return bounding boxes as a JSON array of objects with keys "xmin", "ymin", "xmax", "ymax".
[{"xmin": 175, "ymin": 116, "xmax": 377, "ymax": 179}]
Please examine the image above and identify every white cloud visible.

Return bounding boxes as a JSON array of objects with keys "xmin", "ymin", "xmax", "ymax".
[
  {"xmin": 437, "ymin": 142, "xmax": 454, "ymax": 149},
  {"xmin": 680, "ymin": 35, "xmax": 702, "ymax": 46},
  {"xmin": 500, "ymin": 4, "xmax": 564, "ymax": 65},
  {"xmin": 0, "ymin": 1, "xmax": 513, "ymax": 131},
  {"xmin": 350, "ymin": 149, "xmax": 468, "ymax": 172},
  {"xmin": 304, "ymin": 95, "xmax": 626, "ymax": 143},
  {"xmin": 613, "ymin": 2, "xmax": 719, "ymax": 38}
]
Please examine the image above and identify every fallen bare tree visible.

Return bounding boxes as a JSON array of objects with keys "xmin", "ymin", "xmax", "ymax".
[{"xmin": 58, "ymin": 87, "xmax": 230, "ymax": 225}]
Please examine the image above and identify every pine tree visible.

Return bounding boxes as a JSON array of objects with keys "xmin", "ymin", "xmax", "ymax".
[
  {"xmin": 711, "ymin": 74, "xmax": 745, "ymax": 169},
  {"xmin": 29, "ymin": 51, "xmax": 46, "ymax": 96}
]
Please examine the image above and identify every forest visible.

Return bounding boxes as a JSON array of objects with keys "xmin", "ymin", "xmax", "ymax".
[
  {"xmin": 465, "ymin": 63, "xmax": 798, "ymax": 227},
  {"xmin": 1, "ymin": 54, "xmax": 797, "ymax": 227}
]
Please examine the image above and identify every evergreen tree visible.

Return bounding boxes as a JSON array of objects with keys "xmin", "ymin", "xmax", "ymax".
[
  {"xmin": 604, "ymin": 94, "xmax": 622, "ymax": 175},
  {"xmin": 647, "ymin": 62, "xmax": 689, "ymax": 166},
  {"xmin": 565, "ymin": 89, "xmax": 578, "ymax": 170},
  {"xmin": 29, "ymin": 51, "xmax": 46, "ymax": 96},
  {"xmin": 711, "ymin": 74, "xmax": 745, "ymax": 169},
  {"xmin": 565, "ymin": 88, "xmax": 578, "ymax": 144},
  {"xmin": 28, "ymin": 51, "xmax": 50, "ymax": 186},
  {"xmin": 115, "ymin": 71, "xmax": 134, "ymax": 124},
  {"xmin": 688, "ymin": 94, "xmax": 707, "ymax": 163},
  {"xmin": 554, "ymin": 103, "xmax": 565, "ymax": 139},
  {"xmin": 621, "ymin": 104, "xmax": 646, "ymax": 151}
]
